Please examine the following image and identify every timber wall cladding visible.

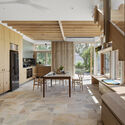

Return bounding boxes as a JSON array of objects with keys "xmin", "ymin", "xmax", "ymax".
[
  {"xmin": 0, "ymin": 24, "xmax": 23, "ymax": 94},
  {"xmin": 52, "ymin": 41, "xmax": 74, "ymax": 76},
  {"xmin": 36, "ymin": 65, "xmax": 51, "ymax": 77}
]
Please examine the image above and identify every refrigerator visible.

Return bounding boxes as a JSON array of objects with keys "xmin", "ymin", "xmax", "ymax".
[{"xmin": 10, "ymin": 50, "xmax": 19, "ymax": 91}]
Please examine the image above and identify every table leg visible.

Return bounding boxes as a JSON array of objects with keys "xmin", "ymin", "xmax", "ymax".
[
  {"xmin": 51, "ymin": 79, "xmax": 52, "ymax": 87},
  {"xmin": 43, "ymin": 78, "xmax": 45, "ymax": 98},
  {"xmin": 69, "ymin": 77, "xmax": 71, "ymax": 97}
]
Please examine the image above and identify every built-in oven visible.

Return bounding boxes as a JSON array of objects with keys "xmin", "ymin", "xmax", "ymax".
[{"xmin": 27, "ymin": 68, "xmax": 32, "ymax": 79}]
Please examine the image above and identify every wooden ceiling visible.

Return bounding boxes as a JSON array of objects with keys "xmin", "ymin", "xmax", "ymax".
[{"xmin": 2, "ymin": 21, "xmax": 102, "ymax": 41}]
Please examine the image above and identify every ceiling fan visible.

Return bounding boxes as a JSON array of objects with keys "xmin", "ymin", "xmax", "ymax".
[{"xmin": 0, "ymin": 0, "xmax": 48, "ymax": 10}]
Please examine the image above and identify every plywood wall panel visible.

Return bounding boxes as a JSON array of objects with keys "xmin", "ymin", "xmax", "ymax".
[{"xmin": 52, "ymin": 41, "xmax": 74, "ymax": 76}]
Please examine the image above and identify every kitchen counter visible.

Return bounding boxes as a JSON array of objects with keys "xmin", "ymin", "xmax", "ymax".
[{"xmin": 20, "ymin": 66, "xmax": 36, "ymax": 84}]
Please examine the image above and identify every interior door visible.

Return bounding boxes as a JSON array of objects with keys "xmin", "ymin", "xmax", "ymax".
[{"xmin": 0, "ymin": 72, "xmax": 4, "ymax": 94}]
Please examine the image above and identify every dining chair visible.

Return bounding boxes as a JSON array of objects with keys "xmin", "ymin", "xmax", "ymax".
[
  {"xmin": 33, "ymin": 73, "xmax": 44, "ymax": 90},
  {"xmin": 72, "ymin": 73, "xmax": 84, "ymax": 91}
]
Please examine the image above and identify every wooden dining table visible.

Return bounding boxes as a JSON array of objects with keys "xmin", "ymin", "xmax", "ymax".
[{"xmin": 42, "ymin": 72, "xmax": 71, "ymax": 98}]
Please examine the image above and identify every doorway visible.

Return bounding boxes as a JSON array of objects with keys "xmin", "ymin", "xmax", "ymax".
[{"xmin": 74, "ymin": 43, "xmax": 93, "ymax": 76}]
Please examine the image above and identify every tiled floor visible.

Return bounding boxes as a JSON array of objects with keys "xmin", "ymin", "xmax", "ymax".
[{"xmin": 0, "ymin": 76, "xmax": 101, "ymax": 125}]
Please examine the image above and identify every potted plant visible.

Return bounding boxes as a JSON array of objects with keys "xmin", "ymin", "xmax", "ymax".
[{"xmin": 59, "ymin": 65, "xmax": 64, "ymax": 71}]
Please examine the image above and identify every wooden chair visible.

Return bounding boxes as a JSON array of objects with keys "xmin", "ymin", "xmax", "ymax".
[
  {"xmin": 33, "ymin": 74, "xmax": 49, "ymax": 92},
  {"xmin": 33, "ymin": 73, "xmax": 43, "ymax": 90},
  {"xmin": 72, "ymin": 74, "xmax": 84, "ymax": 91}
]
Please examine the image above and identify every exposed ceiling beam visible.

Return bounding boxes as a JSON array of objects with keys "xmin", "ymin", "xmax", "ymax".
[
  {"xmin": 2, "ymin": 21, "xmax": 102, "ymax": 41},
  {"xmin": 58, "ymin": 21, "xmax": 66, "ymax": 41}
]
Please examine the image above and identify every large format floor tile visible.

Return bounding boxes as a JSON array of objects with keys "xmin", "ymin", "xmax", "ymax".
[{"xmin": 0, "ymin": 76, "xmax": 101, "ymax": 125}]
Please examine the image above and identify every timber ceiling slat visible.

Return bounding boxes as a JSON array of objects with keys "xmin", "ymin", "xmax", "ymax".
[
  {"xmin": 2, "ymin": 21, "xmax": 102, "ymax": 40},
  {"xmin": 2, "ymin": 21, "xmax": 58, "ymax": 24}
]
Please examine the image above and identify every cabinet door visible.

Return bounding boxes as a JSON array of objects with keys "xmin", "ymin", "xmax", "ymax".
[
  {"xmin": 15, "ymin": 32, "xmax": 19, "ymax": 45},
  {"xmin": 4, "ymin": 27, "xmax": 10, "ymax": 41},
  {"xmin": 10, "ymin": 30, "xmax": 15, "ymax": 44},
  {"xmin": 4, "ymin": 40, "xmax": 10, "ymax": 72},
  {"xmin": 3, "ymin": 72, "xmax": 10, "ymax": 92},
  {"xmin": 0, "ymin": 25, "xmax": 4, "ymax": 72},
  {"xmin": 0, "ymin": 72, "xmax": 4, "ymax": 94}
]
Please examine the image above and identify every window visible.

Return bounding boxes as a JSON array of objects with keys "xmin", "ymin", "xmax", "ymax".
[
  {"xmin": 35, "ymin": 44, "xmax": 51, "ymax": 51},
  {"xmin": 97, "ymin": 53, "xmax": 101, "ymax": 75},
  {"xmin": 37, "ymin": 52, "xmax": 51, "ymax": 65},
  {"xmin": 117, "ymin": 61, "xmax": 122, "ymax": 80},
  {"xmin": 35, "ymin": 43, "xmax": 51, "ymax": 66},
  {"xmin": 104, "ymin": 52, "xmax": 111, "ymax": 77}
]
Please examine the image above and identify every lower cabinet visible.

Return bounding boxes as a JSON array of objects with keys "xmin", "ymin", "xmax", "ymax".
[
  {"xmin": 0, "ymin": 71, "xmax": 10, "ymax": 94},
  {"xmin": 99, "ymin": 82, "xmax": 114, "ymax": 95},
  {"xmin": 4, "ymin": 72, "xmax": 10, "ymax": 92},
  {"xmin": 0, "ymin": 72, "xmax": 4, "ymax": 94},
  {"xmin": 102, "ymin": 102, "xmax": 121, "ymax": 125}
]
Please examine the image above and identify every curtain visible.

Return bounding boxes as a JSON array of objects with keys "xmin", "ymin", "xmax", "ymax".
[{"xmin": 52, "ymin": 41, "xmax": 74, "ymax": 76}]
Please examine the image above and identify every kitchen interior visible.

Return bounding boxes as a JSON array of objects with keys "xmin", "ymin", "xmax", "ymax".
[
  {"xmin": 0, "ymin": 24, "xmax": 51, "ymax": 94},
  {"xmin": 21, "ymin": 40, "xmax": 51, "ymax": 86}
]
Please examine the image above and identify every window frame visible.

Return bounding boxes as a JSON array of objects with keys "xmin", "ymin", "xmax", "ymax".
[{"xmin": 36, "ymin": 51, "xmax": 52, "ymax": 66}]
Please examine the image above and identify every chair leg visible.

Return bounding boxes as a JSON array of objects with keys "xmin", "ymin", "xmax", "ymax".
[
  {"xmin": 72, "ymin": 80, "xmax": 74, "ymax": 88},
  {"xmin": 41, "ymin": 84, "xmax": 42, "ymax": 91},
  {"xmin": 65, "ymin": 80, "xmax": 67, "ymax": 86},
  {"xmin": 37, "ymin": 79, "xmax": 40, "ymax": 89},
  {"xmin": 33, "ymin": 80, "xmax": 35, "ymax": 91},
  {"xmin": 62, "ymin": 80, "xmax": 64, "ymax": 86},
  {"xmin": 82, "ymin": 84, "xmax": 83, "ymax": 91},
  {"xmin": 74, "ymin": 83, "xmax": 75, "ymax": 91},
  {"xmin": 46, "ymin": 84, "xmax": 47, "ymax": 91}
]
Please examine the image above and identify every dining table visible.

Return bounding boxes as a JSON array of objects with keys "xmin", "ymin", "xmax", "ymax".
[{"xmin": 42, "ymin": 72, "xmax": 71, "ymax": 98}]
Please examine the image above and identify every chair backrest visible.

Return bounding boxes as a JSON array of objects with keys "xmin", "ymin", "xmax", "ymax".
[{"xmin": 78, "ymin": 73, "xmax": 84, "ymax": 81}]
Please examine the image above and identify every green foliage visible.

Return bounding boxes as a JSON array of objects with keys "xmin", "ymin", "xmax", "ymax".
[
  {"xmin": 59, "ymin": 65, "xmax": 64, "ymax": 70},
  {"xmin": 37, "ymin": 52, "xmax": 51, "ymax": 65},
  {"xmin": 75, "ymin": 61, "xmax": 84, "ymax": 69},
  {"xmin": 36, "ymin": 44, "xmax": 51, "ymax": 51},
  {"xmin": 36, "ymin": 44, "xmax": 52, "ymax": 65},
  {"xmin": 75, "ymin": 43, "xmax": 89, "ymax": 56},
  {"xmin": 81, "ymin": 47, "xmax": 91, "ymax": 72},
  {"xmin": 75, "ymin": 44, "xmax": 94, "ymax": 73}
]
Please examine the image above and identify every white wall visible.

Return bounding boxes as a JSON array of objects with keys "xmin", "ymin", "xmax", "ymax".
[
  {"xmin": 0, "ymin": 0, "xmax": 99, "ymax": 20},
  {"xmin": 111, "ymin": 0, "xmax": 124, "ymax": 9}
]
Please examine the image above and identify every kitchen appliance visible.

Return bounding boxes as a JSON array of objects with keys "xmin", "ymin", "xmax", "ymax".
[
  {"xmin": 10, "ymin": 50, "xmax": 19, "ymax": 91},
  {"xmin": 27, "ymin": 68, "xmax": 33, "ymax": 78},
  {"xmin": 23, "ymin": 58, "xmax": 36, "ymax": 67}
]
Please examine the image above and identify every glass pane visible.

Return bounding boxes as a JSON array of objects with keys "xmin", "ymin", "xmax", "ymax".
[
  {"xmin": 104, "ymin": 52, "xmax": 110, "ymax": 77},
  {"xmin": 37, "ymin": 53, "xmax": 46, "ymax": 65},
  {"xmin": 47, "ymin": 53, "xmax": 51, "ymax": 66},
  {"xmin": 75, "ymin": 43, "xmax": 93, "ymax": 75},
  {"xmin": 117, "ymin": 61, "xmax": 122, "ymax": 79},
  {"xmin": 111, "ymin": 0, "xmax": 125, "ymax": 34},
  {"xmin": 97, "ymin": 53, "xmax": 101, "ymax": 75},
  {"xmin": 35, "ymin": 44, "xmax": 51, "ymax": 51}
]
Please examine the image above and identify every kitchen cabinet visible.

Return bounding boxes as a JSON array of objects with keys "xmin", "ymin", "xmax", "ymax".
[
  {"xmin": 0, "ymin": 73, "xmax": 4, "ymax": 94},
  {"xmin": 0, "ymin": 72, "xmax": 10, "ymax": 94},
  {"xmin": 0, "ymin": 25, "xmax": 10, "ymax": 93},
  {"xmin": 0, "ymin": 25, "xmax": 4, "ymax": 72},
  {"xmin": 3, "ymin": 72, "xmax": 10, "ymax": 92},
  {"xmin": 0, "ymin": 24, "xmax": 23, "ymax": 93}
]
